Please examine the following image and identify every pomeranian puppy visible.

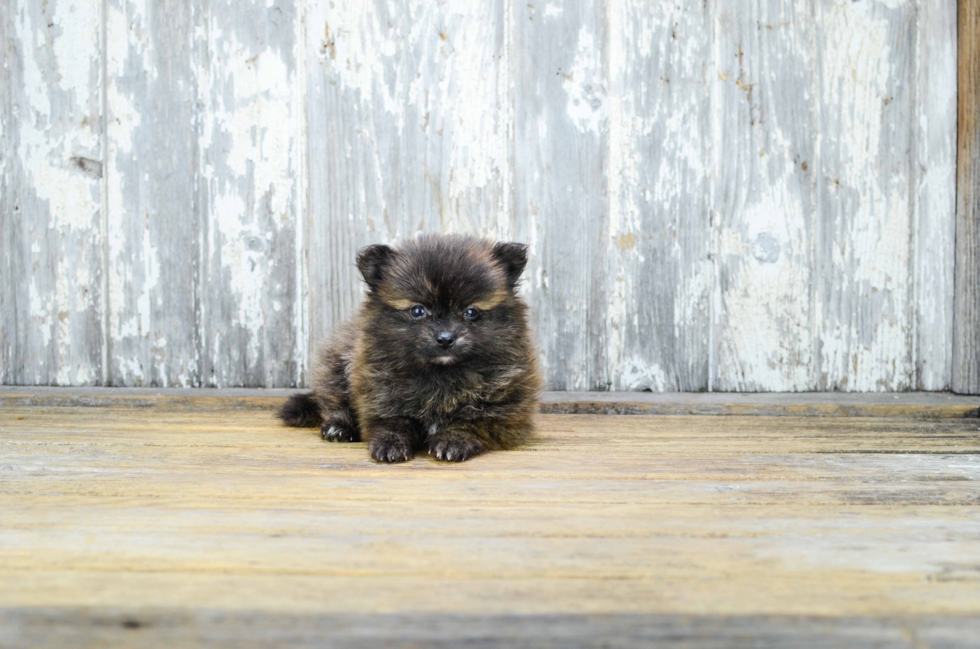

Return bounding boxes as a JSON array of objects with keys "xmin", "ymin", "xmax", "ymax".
[{"xmin": 278, "ymin": 234, "xmax": 541, "ymax": 463}]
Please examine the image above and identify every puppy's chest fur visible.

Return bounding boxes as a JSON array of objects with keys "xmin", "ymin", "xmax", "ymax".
[{"xmin": 351, "ymin": 349, "xmax": 517, "ymax": 427}]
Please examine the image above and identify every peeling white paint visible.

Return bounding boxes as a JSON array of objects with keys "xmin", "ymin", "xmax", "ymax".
[
  {"xmin": 620, "ymin": 357, "xmax": 669, "ymax": 392},
  {"xmin": 562, "ymin": 26, "xmax": 606, "ymax": 135},
  {"xmin": 200, "ymin": 3, "xmax": 303, "ymax": 387},
  {"xmin": 444, "ymin": 5, "xmax": 511, "ymax": 229},
  {"xmin": 16, "ymin": 4, "xmax": 100, "ymax": 234},
  {"xmin": 213, "ymin": 191, "xmax": 266, "ymax": 356},
  {"xmin": 815, "ymin": 0, "xmax": 913, "ymax": 391},
  {"xmin": 320, "ymin": 1, "xmax": 405, "ymax": 127},
  {"xmin": 9, "ymin": 0, "xmax": 103, "ymax": 385},
  {"xmin": 3, "ymin": 0, "xmax": 961, "ymax": 391},
  {"xmin": 912, "ymin": 1, "xmax": 957, "ymax": 390},
  {"xmin": 717, "ymin": 187, "xmax": 811, "ymax": 389},
  {"xmin": 105, "ymin": 85, "xmax": 141, "ymax": 156},
  {"xmin": 605, "ymin": 0, "xmax": 636, "ymax": 389}
]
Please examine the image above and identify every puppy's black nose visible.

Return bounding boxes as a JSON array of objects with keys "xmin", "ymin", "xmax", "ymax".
[{"xmin": 436, "ymin": 332, "xmax": 455, "ymax": 348}]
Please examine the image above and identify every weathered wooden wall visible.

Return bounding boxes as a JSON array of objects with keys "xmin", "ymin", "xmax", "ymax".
[
  {"xmin": 955, "ymin": 0, "xmax": 980, "ymax": 393},
  {"xmin": 0, "ymin": 0, "xmax": 967, "ymax": 391}
]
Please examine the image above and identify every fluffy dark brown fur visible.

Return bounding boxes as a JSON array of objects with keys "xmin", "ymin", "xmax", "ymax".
[{"xmin": 278, "ymin": 234, "xmax": 541, "ymax": 463}]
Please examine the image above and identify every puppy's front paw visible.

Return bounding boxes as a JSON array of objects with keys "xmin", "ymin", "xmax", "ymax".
[
  {"xmin": 369, "ymin": 435, "xmax": 414, "ymax": 463},
  {"xmin": 428, "ymin": 436, "xmax": 485, "ymax": 462},
  {"xmin": 321, "ymin": 422, "xmax": 359, "ymax": 443}
]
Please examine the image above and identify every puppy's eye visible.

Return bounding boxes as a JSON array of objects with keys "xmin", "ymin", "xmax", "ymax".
[
  {"xmin": 410, "ymin": 305, "xmax": 427, "ymax": 319},
  {"xmin": 463, "ymin": 307, "xmax": 480, "ymax": 320}
]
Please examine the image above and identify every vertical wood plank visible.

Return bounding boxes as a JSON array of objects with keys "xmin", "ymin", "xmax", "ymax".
[
  {"xmin": 813, "ymin": 0, "xmax": 915, "ymax": 391},
  {"xmin": 2, "ymin": 0, "xmax": 104, "ymax": 385},
  {"xmin": 203, "ymin": 0, "xmax": 303, "ymax": 387},
  {"xmin": 954, "ymin": 0, "xmax": 980, "ymax": 393},
  {"xmin": 1, "ymin": 0, "xmax": 964, "ymax": 392},
  {"xmin": 105, "ymin": 0, "xmax": 202, "ymax": 386},
  {"xmin": 1, "ymin": 0, "xmax": 9, "ymax": 382},
  {"xmin": 604, "ymin": 0, "xmax": 711, "ymax": 391},
  {"xmin": 513, "ymin": 0, "xmax": 608, "ymax": 390},
  {"xmin": 912, "ymin": 0, "xmax": 957, "ymax": 390},
  {"xmin": 305, "ymin": 0, "xmax": 512, "ymax": 350},
  {"xmin": 711, "ymin": 0, "xmax": 816, "ymax": 391}
]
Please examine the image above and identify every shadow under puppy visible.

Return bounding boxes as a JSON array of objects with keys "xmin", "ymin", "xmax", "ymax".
[{"xmin": 279, "ymin": 234, "xmax": 541, "ymax": 463}]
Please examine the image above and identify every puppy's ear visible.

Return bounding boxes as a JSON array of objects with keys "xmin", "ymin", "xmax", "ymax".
[
  {"xmin": 356, "ymin": 243, "xmax": 395, "ymax": 291},
  {"xmin": 492, "ymin": 242, "xmax": 528, "ymax": 288}
]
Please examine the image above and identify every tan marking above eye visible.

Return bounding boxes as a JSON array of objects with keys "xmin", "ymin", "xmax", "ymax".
[
  {"xmin": 384, "ymin": 298, "xmax": 414, "ymax": 310},
  {"xmin": 378, "ymin": 285, "xmax": 418, "ymax": 311},
  {"xmin": 471, "ymin": 289, "xmax": 508, "ymax": 311}
]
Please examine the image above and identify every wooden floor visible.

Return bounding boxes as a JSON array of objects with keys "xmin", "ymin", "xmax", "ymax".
[{"xmin": 1, "ymin": 396, "xmax": 979, "ymax": 647}]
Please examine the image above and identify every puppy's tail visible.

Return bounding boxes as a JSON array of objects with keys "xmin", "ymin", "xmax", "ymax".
[{"xmin": 277, "ymin": 392, "xmax": 323, "ymax": 428}]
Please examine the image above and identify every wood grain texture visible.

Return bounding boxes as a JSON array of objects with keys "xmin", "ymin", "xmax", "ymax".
[
  {"xmin": 104, "ymin": 0, "xmax": 305, "ymax": 388},
  {"xmin": 914, "ymin": 0, "xmax": 957, "ymax": 390},
  {"xmin": 202, "ymin": 0, "xmax": 304, "ymax": 388},
  {"xmin": 513, "ymin": 0, "xmax": 609, "ymax": 390},
  {"xmin": 105, "ymin": 0, "xmax": 202, "ymax": 387},
  {"xmin": 2, "ymin": 0, "xmax": 105, "ymax": 385},
  {"xmin": 955, "ymin": 0, "xmax": 980, "ymax": 393},
  {"xmin": 1, "ymin": 0, "xmax": 9, "ymax": 384},
  {"xmin": 3, "ymin": 387, "xmax": 980, "ymax": 417},
  {"xmin": 4, "ymin": 611, "xmax": 980, "ymax": 649},
  {"xmin": 0, "ymin": 0, "xmax": 966, "ymax": 392},
  {"xmin": 712, "ymin": 0, "xmax": 815, "ymax": 391},
  {"xmin": 814, "ymin": 0, "xmax": 915, "ymax": 391},
  {"xmin": 0, "ymin": 405, "xmax": 979, "ymax": 646},
  {"xmin": 605, "ymin": 0, "xmax": 711, "ymax": 391}
]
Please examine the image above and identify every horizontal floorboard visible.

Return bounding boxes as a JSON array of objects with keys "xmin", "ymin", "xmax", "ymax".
[
  {"xmin": 2, "ymin": 388, "xmax": 980, "ymax": 417},
  {"xmin": 3, "ymin": 610, "xmax": 980, "ymax": 649},
  {"xmin": 0, "ymin": 401, "xmax": 979, "ymax": 646}
]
